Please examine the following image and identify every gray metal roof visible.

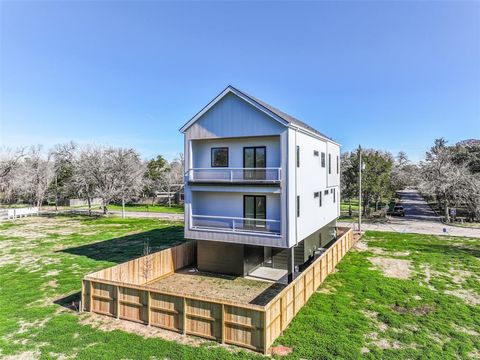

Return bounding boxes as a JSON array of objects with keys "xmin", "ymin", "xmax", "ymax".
[{"xmin": 230, "ymin": 86, "xmax": 332, "ymax": 140}]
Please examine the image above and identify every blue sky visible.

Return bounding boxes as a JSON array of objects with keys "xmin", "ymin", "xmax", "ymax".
[{"xmin": 1, "ymin": 1, "xmax": 479, "ymax": 162}]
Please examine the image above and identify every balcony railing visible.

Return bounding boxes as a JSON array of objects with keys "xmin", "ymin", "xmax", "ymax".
[
  {"xmin": 191, "ymin": 215, "xmax": 281, "ymax": 235},
  {"xmin": 188, "ymin": 168, "xmax": 281, "ymax": 183}
]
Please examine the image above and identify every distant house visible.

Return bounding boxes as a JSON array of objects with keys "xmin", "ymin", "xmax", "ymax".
[{"xmin": 180, "ymin": 86, "xmax": 341, "ymax": 280}]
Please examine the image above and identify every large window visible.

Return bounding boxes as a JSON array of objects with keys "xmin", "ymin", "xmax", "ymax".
[
  {"xmin": 328, "ymin": 154, "xmax": 332, "ymax": 174},
  {"xmin": 211, "ymin": 147, "xmax": 228, "ymax": 167},
  {"xmin": 243, "ymin": 146, "xmax": 266, "ymax": 180},
  {"xmin": 244, "ymin": 195, "xmax": 266, "ymax": 229},
  {"xmin": 321, "ymin": 152, "xmax": 326, "ymax": 168}
]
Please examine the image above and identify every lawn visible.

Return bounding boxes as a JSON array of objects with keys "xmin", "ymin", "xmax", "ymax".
[
  {"xmin": 108, "ymin": 203, "xmax": 184, "ymax": 214},
  {"xmin": 0, "ymin": 216, "xmax": 479, "ymax": 359}
]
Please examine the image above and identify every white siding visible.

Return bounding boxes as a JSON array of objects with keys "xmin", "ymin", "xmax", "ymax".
[
  {"xmin": 185, "ymin": 93, "xmax": 285, "ymax": 139},
  {"xmin": 192, "ymin": 136, "xmax": 280, "ymax": 168},
  {"xmin": 192, "ymin": 191, "xmax": 280, "ymax": 221},
  {"xmin": 287, "ymin": 128, "xmax": 341, "ymax": 246}
]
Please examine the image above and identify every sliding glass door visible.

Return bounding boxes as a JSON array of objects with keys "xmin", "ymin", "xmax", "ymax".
[
  {"xmin": 243, "ymin": 146, "xmax": 266, "ymax": 180},
  {"xmin": 243, "ymin": 195, "xmax": 266, "ymax": 230}
]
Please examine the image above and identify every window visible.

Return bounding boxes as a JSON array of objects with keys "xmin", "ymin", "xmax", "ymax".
[
  {"xmin": 321, "ymin": 152, "xmax": 326, "ymax": 167},
  {"xmin": 297, "ymin": 195, "xmax": 300, "ymax": 217},
  {"xmin": 328, "ymin": 154, "xmax": 332, "ymax": 174},
  {"xmin": 324, "ymin": 190, "xmax": 329, "ymax": 196},
  {"xmin": 243, "ymin": 146, "xmax": 266, "ymax": 180},
  {"xmin": 333, "ymin": 190, "xmax": 336, "ymax": 203},
  {"xmin": 313, "ymin": 150, "xmax": 319, "ymax": 157},
  {"xmin": 319, "ymin": 192, "xmax": 322, "ymax": 207},
  {"xmin": 296, "ymin": 146, "xmax": 300, "ymax": 167},
  {"xmin": 314, "ymin": 191, "xmax": 319, "ymax": 198},
  {"xmin": 211, "ymin": 147, "xmax": 228, "ymax": 167},
  {"xmin": 244, "ymin": 195, "xmax": 266, "ymax": 229},
  {"xmin": 336, "ymin": 156, "xmax": 339, "ymax": 174}
]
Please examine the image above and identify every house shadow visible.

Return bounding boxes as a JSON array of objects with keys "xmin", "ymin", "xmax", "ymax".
[
  {"xmin": 54, "ymin": 291, "xmax": 81, "ymax": 312},
  {"xmin": 59, "ymin": 226, "xmax": 184, "ymax": 264}
]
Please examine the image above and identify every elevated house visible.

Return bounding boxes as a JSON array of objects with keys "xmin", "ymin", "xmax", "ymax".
[{"xmin": 180, "ymin": 86, "xmax": 341, "ymax": 281}]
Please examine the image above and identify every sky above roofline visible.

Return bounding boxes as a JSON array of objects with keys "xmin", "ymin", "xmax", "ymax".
[{"xmin": 1, "ymin": 1, "xmax": 479, "ymax": 164}]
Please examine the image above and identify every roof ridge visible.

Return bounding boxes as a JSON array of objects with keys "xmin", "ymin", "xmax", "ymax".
[{"xmin": 229, "ymin": 86, "xmax": 332, "ymax": 141}]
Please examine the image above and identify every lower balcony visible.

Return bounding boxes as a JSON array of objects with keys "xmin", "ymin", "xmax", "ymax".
[
  {"xmin": 188, "ymin": 168, "xmax": 281, "ymax": 185},
  {"xmin": 191, "ymin": 215, "xmax": 281, "ymax": 236}
]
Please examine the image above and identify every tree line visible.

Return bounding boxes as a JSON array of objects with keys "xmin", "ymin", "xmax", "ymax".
[
  {"xmin": 0, "ymin": 143, "xmax": 184, "ymax": 215},
  {"xmin": 341, "ymin": 138, "xmax": 480, "ymax": 222}
]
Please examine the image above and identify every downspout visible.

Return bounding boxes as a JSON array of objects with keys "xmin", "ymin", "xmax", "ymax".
[{"xmin": 294, "ymin": 127, "xmax": 298, "ymax": 247}]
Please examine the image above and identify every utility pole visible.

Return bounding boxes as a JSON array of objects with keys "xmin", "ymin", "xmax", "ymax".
[{"xmin": 358, "ymin": 145, "xmax": 362, "ymax": 233}]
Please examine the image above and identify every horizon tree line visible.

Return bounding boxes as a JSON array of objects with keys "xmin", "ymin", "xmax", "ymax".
[{"xmin": 0, "ymin": 143, "xmax": 184, "ymax": 216}]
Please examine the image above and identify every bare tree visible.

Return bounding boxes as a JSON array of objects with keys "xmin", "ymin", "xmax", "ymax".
[
  {"xmin": 49, "ymin": 142, "xmax": 77, "ymax": 211},
  {"xmin": 11, "ymin": 146, "xmax": 54, "ymax": 207},
  {"xmin": 111, "ymin": 148, "xmax": 145, "ymax": 218},
  {"xmin": 72, "ymin": 146, "xmax": 98, "ymax": 215},
  {"xmin": 0, "ymin": 147, "xmax": 25, "ymax": 203}
]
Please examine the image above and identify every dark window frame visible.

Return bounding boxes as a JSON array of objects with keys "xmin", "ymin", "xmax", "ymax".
[
  {"xmin": 297, "ymin": 195, "xmax": 300, "ymax": 217},
  {"xmin": 328, "ymin": 154, "xmax": 332, "ymax": 174},
  {"xmin": 313, "ymin": 150, "xmax": 319, "ymax": 157},
  {"xmin": 319, "ymin": 192, "xmax": 323, "ymax": 207},
  {"xmin": 211, "ymin": 147, "xmax": 229, "ymax": 167},
  {"xmin": 336, "ymin": 155, "xmax": 339, "ymax": 174},
  {"xmin": 321, "ymin": 152, "xmax": 326, "ymax": 168},
  {"xmin": 296, "ymin": 146, "xmax": 300, "ymax": 167},
  {"xmin": 314, "ymin": 191, "xmax": 319, "ymax": 198},
  {"xmin": 243, "ymin": 195, "xmax": 267, "ymax": 219},
  {"xmin": 324, "ymin": 190, "xmax": 329, "ymax": 196},
  {"xmin": 243, "ymin": 146, "xmax": 267, "ymax": 168}
]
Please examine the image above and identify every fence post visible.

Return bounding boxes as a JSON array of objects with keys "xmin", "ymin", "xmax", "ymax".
[
  {"xmin": 182, "ymin": 297, "xmax": 187, "ymax": 335},
  {"xmin": 147, "ymin": 291, "xmax": 151, "ymax": 326},
  {"xmin": 221, "ymin": 304, "xmax": 225, "ymax": 344},
  {"xmin": 116, "ymin": 286, "xmax": 120, "ymax": 319}
]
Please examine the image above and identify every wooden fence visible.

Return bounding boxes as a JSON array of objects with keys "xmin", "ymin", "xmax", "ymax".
[{"xmin": 82, "ymin": 228, "xmax": 354, "ymax": 353}]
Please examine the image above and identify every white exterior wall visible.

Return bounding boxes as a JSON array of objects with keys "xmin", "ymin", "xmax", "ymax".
[
  {"xmin": 192, "ymin": 136, "xmax": 280, "ymax": 168},
  {"xmin": 287, "ymin": 128, "xmax": 341, "ymax": 247},
  {"xmin": 192, "ymin": 191, "xmax": 280, "ymax": 221}
]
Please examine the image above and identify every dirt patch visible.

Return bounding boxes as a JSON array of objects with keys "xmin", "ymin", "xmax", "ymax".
[
  {"xmin": 444, "ymin": 289, "xmax": 480, "ymax": 306},
  {"xmin": 369, "ymin": 257, "xmax": 412, "ymax": 279},
  {"xmin": 453, "ymin": 324, "xmax": 480, "ymax": 336},
  {"xmin": 354, "ymin": 240, "xmax": 369, "ymax": 251},
  {"xmin": 2, "ymin": 351, "xmax": 40, "ymax": 360},
  {"xmin": 271, "ymin": 345, "xmax": 293, "ymax": 356},
  {"xmin": 392, "ymin": 304, "xmax": 434, "ymax": 316},
  {"xmin": 147, "ymin": 268, "xmax": 275, "ymax": 305},
  {"xmin": 362, "ymin": 310, "xmax": 388, "ymax": 332}
]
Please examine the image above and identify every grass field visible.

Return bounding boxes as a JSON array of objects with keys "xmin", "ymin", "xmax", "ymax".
[
  {"xmin": 0, "ymin": 215, "xmax": 479, "ymax": 359},
  {"xmin": 108, "ymin": 204, "xmax": 184, "ymax": 213}
]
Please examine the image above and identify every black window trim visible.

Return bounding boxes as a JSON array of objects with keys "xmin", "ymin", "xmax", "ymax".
[
  {"xmin": 243, "ymin": 195, "xmax": 267, "ymax": 219},
  {"xmin": 211, "ymin": 147, "xmax": 229, "ymax": 167},
  {"xmin": 321, "ymin": 152, "xmax": 326, "ymax": 168},
  {"xmin": 296, "ymin": 145, "xmax": 300, "ymax": 167},
  {"xmin": 243, "ymin": 146, "xmax": 267, "ymax": 169},
  {"xmin": 328, "ymin": 153, "xmax": 332, "ymax": 174},
  {"xmin": 297, "ymin": 195, "xmax": 300, "ymax": 217}
]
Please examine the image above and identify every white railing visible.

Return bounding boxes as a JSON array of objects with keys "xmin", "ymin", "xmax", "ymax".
[
  {"xmin": 2, "ymin": 207, "xmax": 39, "ymax": 220},
  {"xmin": 188, "ymin": 168, "xmax": 281, "ymax": 183},
  {"xmin": 191, "ymin": 214, "xmax": 281, "ymax": 235}
]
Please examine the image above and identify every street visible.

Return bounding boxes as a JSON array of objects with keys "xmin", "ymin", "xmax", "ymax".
[{"xmin": 341, "ymin": 190, "xmax": 480, "ymax": 238}]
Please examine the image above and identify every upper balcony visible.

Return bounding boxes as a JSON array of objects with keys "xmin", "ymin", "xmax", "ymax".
[{"xmin": 187, "ymin": 167, "xmax": 281, "ymax": 185}]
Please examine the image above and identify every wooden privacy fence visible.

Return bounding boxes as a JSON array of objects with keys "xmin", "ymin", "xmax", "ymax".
[{"xmin": 82, "ymin": 228, "xmax": 354, "ymax": 353}]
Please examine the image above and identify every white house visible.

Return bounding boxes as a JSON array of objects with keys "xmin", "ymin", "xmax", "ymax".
[{"xmin": 180, "ymin": 86, "xmax": 341, "ymax": 281}]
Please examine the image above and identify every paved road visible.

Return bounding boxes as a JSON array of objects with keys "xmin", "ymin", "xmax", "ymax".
[{"xmin": 340, "ymin": 190, "xmax": 480, "ymax": 238}]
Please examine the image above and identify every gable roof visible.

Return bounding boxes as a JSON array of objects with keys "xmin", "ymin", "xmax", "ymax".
[{"xmin": 180, "ymin": 85, "xmax": 336, "ymax": 143}]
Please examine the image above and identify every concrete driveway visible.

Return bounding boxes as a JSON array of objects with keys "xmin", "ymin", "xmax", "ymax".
[{"xmin": 340, "ymin": 190, "xmax": 480, "ymax": 238}]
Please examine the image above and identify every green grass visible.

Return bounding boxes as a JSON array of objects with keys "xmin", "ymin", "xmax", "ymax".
[
  {"xmin": 108, "ymin": 203, "xmax": 184, "ymax": 213},
  {"xmin": 0, "ymin": 216, "xmax": 479, "ymax": 359}
]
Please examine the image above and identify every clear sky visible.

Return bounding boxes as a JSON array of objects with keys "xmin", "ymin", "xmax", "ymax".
[{"xmin": 1, "ymin": 1, "xmax": 479, "ymax": 162}]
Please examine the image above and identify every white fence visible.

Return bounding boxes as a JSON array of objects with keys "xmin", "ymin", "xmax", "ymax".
[{"xmin": 1, "ymin": 207, "xmax": 39, "ymax": 220}]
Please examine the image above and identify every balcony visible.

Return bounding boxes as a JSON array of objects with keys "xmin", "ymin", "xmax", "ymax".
[
  {"xmin": 191, "ymin": 215, "xmax": 281, "ymax": 236},
  {"xmin": 187, "ymin": 168, "xmax": 281, "ymax": 185}
]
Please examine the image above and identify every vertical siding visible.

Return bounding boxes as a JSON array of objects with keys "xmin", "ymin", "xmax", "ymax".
[{"xmin": 185, "ymin": 93, "xmax": 285, "ymax": 139}]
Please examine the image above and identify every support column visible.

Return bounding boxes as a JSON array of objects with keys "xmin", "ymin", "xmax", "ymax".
[{"xmin": 287, "ymin": 247, "xmax": 295, "ymax": 283}]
